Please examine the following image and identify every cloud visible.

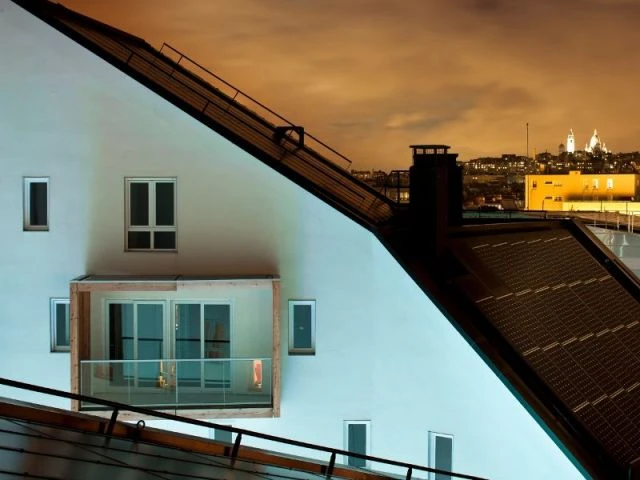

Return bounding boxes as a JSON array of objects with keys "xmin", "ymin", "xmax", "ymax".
[{"xmin": 61, "ymin": 0, "xmax": 640, "ymax": 166}]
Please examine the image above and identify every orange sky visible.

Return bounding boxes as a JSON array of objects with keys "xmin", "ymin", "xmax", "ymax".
[{"xmin": 61, "ymin": 0, "xmax": 640, "ymax": 169}]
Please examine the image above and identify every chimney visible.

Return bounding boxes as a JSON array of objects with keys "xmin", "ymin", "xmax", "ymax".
[{"xmin": 409, "ymin": 144, "xmax": 462, "ymax": 253}]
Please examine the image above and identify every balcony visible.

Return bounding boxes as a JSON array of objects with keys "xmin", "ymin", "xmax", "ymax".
[{"xmin": 70, "ymin": 275, "xmax": 280, "ymax": 418}]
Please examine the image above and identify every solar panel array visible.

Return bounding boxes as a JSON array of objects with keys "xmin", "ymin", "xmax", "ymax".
[{"xmin": 467, "ymin": 227, "xmax": 640, "ymax": 467}]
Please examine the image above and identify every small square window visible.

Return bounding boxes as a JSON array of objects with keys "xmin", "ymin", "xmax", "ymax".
[
  {"xmin": 24, "ymin": 177, "xmax": 49, "ymax": 231},
  {"xmin": 50, "ymin": 298, "xmax": 70, "ymax": 352},
  {"xmin": 125, "ymin": 178, "xmax": 176, "ymax": 251},
  {"xmin": 288, "ymin": 300, "xmax": 315, "ymax": 355},
  {"xmin": 209, "ymin": 426, "xmax": 233, "ymax": 443},
  {"xmin": 344, "ymin": 420, "xmax": 370, "ymax": 468},
  {"xmin": 429, "ymin": 432, "xmax": 454, "ymax": 480}
]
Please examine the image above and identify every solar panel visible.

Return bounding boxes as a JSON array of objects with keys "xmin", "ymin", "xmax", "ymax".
[{"xmin": 464, "ymin": 225, "xmax": 640, "ymax": 466}]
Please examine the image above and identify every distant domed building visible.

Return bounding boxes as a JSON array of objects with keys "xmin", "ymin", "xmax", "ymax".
[
  {"xmin": 562, "ymin": 128, "xmax": 610, "ymax": 155},
  {"xmin": 585, "ymin": 128, "xmax": 609, "ymax": 154}
]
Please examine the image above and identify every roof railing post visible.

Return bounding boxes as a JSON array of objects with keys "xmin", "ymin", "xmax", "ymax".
[
  {"xmin": 105, "ymin": 408, "xmax": 119, "ymax": 436},
  {"xmin": 230, "ymin": 432, "xmax": 243, "ymax": 466},
  {"xmin": 325, "ymin": 451, "xmax": 336, "ymax": 480}
]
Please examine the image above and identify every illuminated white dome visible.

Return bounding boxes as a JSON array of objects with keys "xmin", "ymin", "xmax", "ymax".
[{"xmin": 585, "ymin": 128, "xmax": 609, "ymax": 153}]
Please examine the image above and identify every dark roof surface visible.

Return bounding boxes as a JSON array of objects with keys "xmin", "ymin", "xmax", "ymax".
[{"xmin": 448, "ymin": 221, "xmax": 640, "ymax": 477}]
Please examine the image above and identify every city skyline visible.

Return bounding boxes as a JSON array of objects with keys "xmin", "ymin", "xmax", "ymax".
[{"xmin": 60, "ymin": 0, "xmax": 640, "ymax": 168}]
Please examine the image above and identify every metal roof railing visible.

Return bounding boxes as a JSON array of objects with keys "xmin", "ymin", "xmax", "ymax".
[{"xmin": 0, "ymin": 376, "xmax": 487, "ymax": 480}]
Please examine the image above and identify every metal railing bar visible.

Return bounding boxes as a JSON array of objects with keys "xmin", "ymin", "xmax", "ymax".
[
  {"xmin": 160, "ymin": 43, "xmax": 355, "ymax": 169},
  {"xmin": 102, "ymin": 37, "xmax": 389, "ymax": 210},
  {"xmin": 62, "ymin": 16, "xmax": 396, "ymax": 221},
  {"xmin": 160, "ymin": 42, "xmax": 291, "ymax": 126},
  {"xmin": 0, "ymin": 377, "xmax": 487, "ymax": 480}
]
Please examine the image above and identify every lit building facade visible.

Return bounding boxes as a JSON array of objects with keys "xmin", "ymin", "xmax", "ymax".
[{"xmin": 525, "ymin": 171, "xmax": 640, "ymax": 211}]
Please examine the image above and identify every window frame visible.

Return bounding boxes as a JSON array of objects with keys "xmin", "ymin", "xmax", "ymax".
[
  {"xmin": 23, "ymin": 177, "xmax": 49, "ymax": 231},
  {"xmin": 428, "ymin": 431, "xmax": 454, "ymax": 480},
  {"xmin": 50, "ymin": 298, "xmax": 70, "ymax": 352},
  {"xmin": 288, "ymin": 299, "xmax": 316, "ymax": 355},
  {"xmin": 343, "ymin": 420, "xmax": 371, "ymax": 468},
  {"xmin": 125, "ymin": 177, "xmax": 177, "ymax": 251}
]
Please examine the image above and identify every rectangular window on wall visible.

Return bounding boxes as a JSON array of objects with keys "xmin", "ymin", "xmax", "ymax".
[
  {"xmin": 429, "ymin": 432, "xmax": 454, "ymax": 480},
  {"xmin": 209, "ymin": 426, "xmax": 233, "ymax": 443},
  {"xmin": 50, "ymin": 298, "xmax": 70, "ymax": 352},
  {"xmin": 344, "ymin": 420, "xmax": 370, "ymax": 468},
  {"xmin": 125, "ymin": 178, "xmax": 176, "ymax": 251},
  {"xmin": 288, "ymin": 300, "xmax": 315, "ymax": 355},
  {"xmin": 24, "ymin": 177, "xmax": 49, "ymax": 231}
]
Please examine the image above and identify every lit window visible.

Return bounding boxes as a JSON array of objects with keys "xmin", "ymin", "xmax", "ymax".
[
  {"xmin": 344, "ymin": 420, "xmax": 370, "ymax": 468},
  {"xmin": 429, "ymin": 432, "xmax": 454, "ymax": 480},
  {"xmin": 288, "ymin": 300, "xmax": 315, "ymax": 355},
  {"xmin": 125, "ymin": 178, "xmax": 176, "ymax": 250},
  {"xmin": 593, "ymin": 179, "xmax": 599, "ymax": 189},
  {"xmin": 607, "ymin": 178, "xmax": 614, "ymax": 189},
  {"xmin": 50, "ymin": 298, "xmax": 70, "ymax": 352},
  {"xmin": 23, "ymin": 177, "xmax": 49, "ymax": 231}
]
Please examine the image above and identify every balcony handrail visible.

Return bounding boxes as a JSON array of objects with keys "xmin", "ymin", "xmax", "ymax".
[
  {"xmin": 0, "ymin": 376, "xmax": 487, "ymax": 480},
  {"xmin": 159, "ymin": 42, "xmax": 354, "ymax": 170},
  {"xmin": 80, "ymin": 357, "xmax": 271, "ymax": 364}
]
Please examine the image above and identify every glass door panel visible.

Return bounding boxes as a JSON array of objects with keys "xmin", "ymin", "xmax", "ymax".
[
  {"xmin": 137, "ymin": 303, "xmax": 164, "ymax": 386},
  {"xmin": 203, "ymin": 304, "xmax": 230, "ymax": 389},
  {"xmin": 108, "ymin": 303, "xmax": 134, "ymax": 385},
  {"xmin": 175, "ymin": 303, "xmax": 202, "ymax": 387}
]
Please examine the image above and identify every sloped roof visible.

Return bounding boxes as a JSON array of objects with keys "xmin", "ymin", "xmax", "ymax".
[{"xmin": 443, "ymin": 220, "xmax": 640, "ymax": 479}]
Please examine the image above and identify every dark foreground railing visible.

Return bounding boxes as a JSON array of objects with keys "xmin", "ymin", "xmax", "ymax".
[{"xmin": 0, "ymin": 376, "xmax": 487, "ymax": 480}]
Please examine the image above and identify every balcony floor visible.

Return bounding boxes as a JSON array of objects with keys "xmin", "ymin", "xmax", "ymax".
[{"xmin": 81, "ymin": 390, "xmax": 271, "ymax": 410}]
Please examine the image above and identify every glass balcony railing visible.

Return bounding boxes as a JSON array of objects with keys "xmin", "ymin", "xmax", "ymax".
[{"xmin": 80, "ymin": 358, "xmax": 272, "ymax": 411}]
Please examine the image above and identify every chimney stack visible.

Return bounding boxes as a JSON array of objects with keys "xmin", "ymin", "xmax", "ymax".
[{"xmin": 409, "ymin": 145, "xmax": 462, "ymax": 254}]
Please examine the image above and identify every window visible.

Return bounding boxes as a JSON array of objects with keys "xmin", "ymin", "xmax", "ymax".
[
  {"xmin": 429, "ymin": 432, "xmax": 453, "ymax": 480},
  {"xmin": 593, "ymin": 179, "xmax": 599, "ymax": 189},
  {"xmin": 344, "ymin": 421, "xmax": 370, "ymax": 468},
  {"xmin": 24, "ymin": 177, "xmax": 49, "ymax": 231},
  {"xmin": 50, "ymin": 298, "xmax": 70, "ymax": 352},
  {"xmin": 607, "ymin": 178, "xmax": 614, "ymax": 189},
  {"xmin": 210, "ymin": 426, "xmax": 233, "ymax": 443},
  {"xmin": 125, "ymin": 178, "xmax": 176, "ymax": 250},
  {"xmin": 288, "ymin": 300, "xmax": 315, "ymax": 355}
]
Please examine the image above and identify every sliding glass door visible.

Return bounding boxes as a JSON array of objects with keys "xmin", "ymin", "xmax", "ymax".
[
  {"xmin": 174, "ymin": 302, "xmax": 231, "ymax": 389},
  {"xmin": 107, "ymin": 300, "xmax": 231, "ymax": 390}
]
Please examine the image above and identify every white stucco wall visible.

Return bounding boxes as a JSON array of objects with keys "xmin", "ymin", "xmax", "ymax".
[{"xmin": 0, "ymin": 2, "xmax": 587, "ymax": 479}]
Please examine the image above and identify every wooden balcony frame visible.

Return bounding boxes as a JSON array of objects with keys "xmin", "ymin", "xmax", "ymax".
[{"xmin": 69, "ymin": 275, "xmax": 281, "ymax": 419}]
